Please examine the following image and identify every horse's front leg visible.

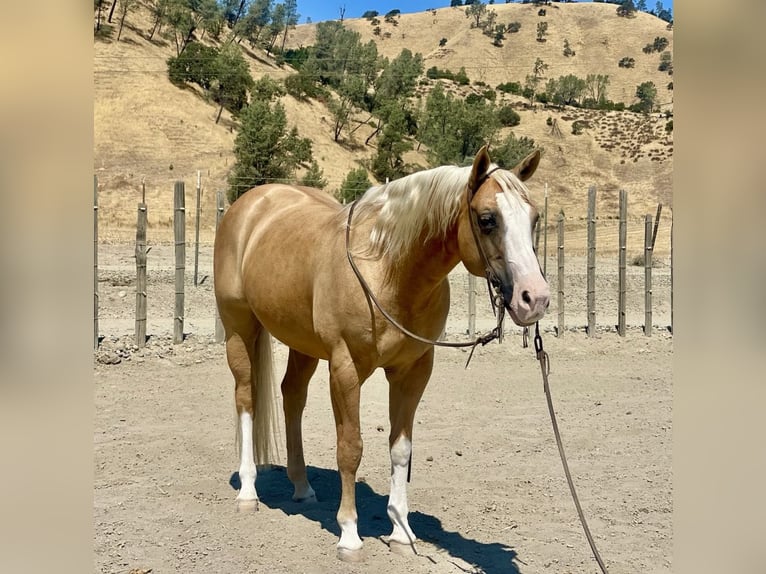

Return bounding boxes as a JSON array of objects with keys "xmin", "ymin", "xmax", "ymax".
[
  {"xmin": 328, "ymin": 352, "xmax": 369, "ymax": 562},
  {"xmin": 383, "ymin": 348, "xmax": 434, "ymax": 554}
]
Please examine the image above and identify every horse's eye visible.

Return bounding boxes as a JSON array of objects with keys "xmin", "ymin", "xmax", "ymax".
[{"xmin": 478, "ymin": 213, "xmax": 496, "ymax": 233}]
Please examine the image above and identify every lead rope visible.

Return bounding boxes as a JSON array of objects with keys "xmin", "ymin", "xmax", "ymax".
[{"xmin": 533, "ymin": 323, "xmax": 610, "ymax": 574}]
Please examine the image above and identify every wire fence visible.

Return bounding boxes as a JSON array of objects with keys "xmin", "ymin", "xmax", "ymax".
[{"xmin": 93, "ymin": 176, "xmax": 673, "ymax": 348}]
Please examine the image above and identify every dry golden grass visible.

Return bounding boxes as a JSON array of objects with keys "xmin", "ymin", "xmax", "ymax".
[{"xmin": 94, "ymin": 2, "xmax": 672, "ymax": 253}]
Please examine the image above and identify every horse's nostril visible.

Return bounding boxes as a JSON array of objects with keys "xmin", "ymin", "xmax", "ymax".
[{"xmin": 521, "ymin": 290, "xmax": 532, "ymax": 305}]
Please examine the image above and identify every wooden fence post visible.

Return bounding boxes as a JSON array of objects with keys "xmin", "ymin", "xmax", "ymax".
[
  {"xmin": 468, "ymin": 273, "xmax": 476, "ymax": 339},
  {"xmin": 587, "ymin": 186, "xmax": 596, "ymax": 337},
  {"xmin": 174, "ymin": 181, "xmax": 186, "ymax": 344},
  {"xmin": 557, "ymin": 210, "xmax": 565, "ymax": 337},
  {"xmin": 644, "ymin": 214, "xmax": 653, "ymax": 336},
  {"xmin": 214, "ymin": 191, "xmax": 225, "ymax": 343},
  {"xmin": 94, "ymin": 175, "xmax": 99, "ymax": 349},
  {"xmin": 651, "ymin": 203, "xmax": 662, "ymax": 250},
  {"xmin": 135, "ymin": 201, "xmax": 148, "ymax": 348},
  {"xmin": 194, "ymin": 170, "xmax": 201, "ymax": 287},
  {"xmin": 618, "ymin": 189, "xmax": 627, "ymax": 336}
]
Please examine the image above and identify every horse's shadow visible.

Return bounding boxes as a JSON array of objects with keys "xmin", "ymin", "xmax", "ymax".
[{"xmin": 230, "ymin": 466, "xmax": 521, "ymax": 574}]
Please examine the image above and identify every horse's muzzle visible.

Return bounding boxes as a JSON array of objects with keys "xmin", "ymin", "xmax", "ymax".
[{"xmin": 503, "ymin": 277, "xmax": 550, "ymax": 327}]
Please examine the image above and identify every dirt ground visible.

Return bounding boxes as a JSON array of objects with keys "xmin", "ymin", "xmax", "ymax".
[{"xmin": 94, "ymin": 243, "xmax": 672, "ymax": 574}]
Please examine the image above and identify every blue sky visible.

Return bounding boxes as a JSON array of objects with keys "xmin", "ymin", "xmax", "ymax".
[{"xmin": 297, "ymin": 0, "xmax": 673, "ymax": 24}]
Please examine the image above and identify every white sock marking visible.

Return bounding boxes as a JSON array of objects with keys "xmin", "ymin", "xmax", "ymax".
[
  {"xmin": 388, "ymin": 435, "xmax": 417, "ymax": 546},
  {"xmin": 237, "ymin": 411, "xmax": 258, "ymax": 501}
]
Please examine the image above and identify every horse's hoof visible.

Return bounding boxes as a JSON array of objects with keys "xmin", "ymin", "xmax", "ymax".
[
  {"xmin": 337, "ymin": 547, "xmax": 364, "ymax": 563},
  {"xmin": 388, "ymin": 539, "xmax": 417, "ymax": 556},
  {"xmin": 236, "ymin": 499, "xmax": 259, "ymax": 512}
]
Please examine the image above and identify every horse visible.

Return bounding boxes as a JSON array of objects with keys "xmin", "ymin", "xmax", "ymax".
[{"xmin": 213, "ymin": 146, "xmax": 550, "ymax": 562}]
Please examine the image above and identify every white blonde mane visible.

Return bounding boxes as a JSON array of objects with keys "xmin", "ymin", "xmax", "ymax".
[{"xmin": 347, "ymin": 164, "xmax": 531, "ymax": 259}]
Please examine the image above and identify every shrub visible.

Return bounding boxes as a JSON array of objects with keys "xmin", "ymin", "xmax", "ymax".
[
  {"xmin": 497, "ymin": 81, "xmax": 522, "ymax": 95},
  {"xmin": 362, "ymin": 10, "xmax": 378, "ymax": 19},
  {"xmin": 658, "ymin": 51, "xmax": 673, "ymax": 73},
  {"xmin": 653, "ymin": 36, "xmax": 669, "ymax": 52},
  {"xmin": 571, "ymin": 119, "xmax": 590, "ymax": 135},
  {"xmin": 507, "ymin": 21, "xmax": 521, "ymax": 33},
  {"xmin": 497, "ymin": 105, "xmax": 521, "ymax": 126},
  {"xmin": 284, "ymin": 72, "xmax": 324, "ymax": 101},
  {"xmin": 618, "ymin": 56, "xmax": 635, "ymax": 68},
  {"xmin": 454, "ymin": 67, "xmax": 470, "ymax": 85},
  {"xmin": 665, "ymin": 120, "xmax": 673, "ymax": 133},
  {"xmin": 439, "ymin": 37, "xmax": 448, "ymax": 46}
]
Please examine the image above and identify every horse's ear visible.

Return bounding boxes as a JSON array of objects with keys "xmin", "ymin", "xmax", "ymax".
[
  {"xmin": 511, "ymin": 149, "xmax": 541, "ymax": 182},
  {"xmin": 468, "ymin": 145, "xmax": 492, "ymax": 195}
]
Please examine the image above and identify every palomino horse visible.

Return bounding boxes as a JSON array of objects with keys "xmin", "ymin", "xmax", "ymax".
[{"xmin": 213, "ymin": 146, "xmax": 549, "ymax": 561}]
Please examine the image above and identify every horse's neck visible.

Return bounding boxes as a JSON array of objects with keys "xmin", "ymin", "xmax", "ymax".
[{"xmin": 386, "ymin": 231, "xmax": 461, "ymax": 296}]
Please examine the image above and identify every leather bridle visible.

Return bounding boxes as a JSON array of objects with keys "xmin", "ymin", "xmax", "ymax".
[{"xmin": 344, "ymin": 166, "xmax": 508, "ymax": 366}]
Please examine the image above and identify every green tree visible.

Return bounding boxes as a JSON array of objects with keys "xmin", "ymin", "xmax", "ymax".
[
  {"xmin": 563, "ymin": 38, "xmax": 575, "ymax": 57},
  {"xmin": 166, "ymin": 0, "xmax": 198, "ymax": 55},
  {"xmin": 338, "ymin": 168, "xmax": 373, "ymax": 203},
  {"xmin": 266, "ymin": 3, "xmax": 286, "ymax": 55},
  {"xmin": 617, "ymin": 0, "xmax": 636, "ymax": 17},
  {"xmin": 633, "ymin": 81, "xmax": 657, "ymax": 113},
  {"xmin": 211, "ymin": 43, "xmax": 255, "ymax": 122},
  {"xmin": 233, "ymin": 0, "xmax": 271, "ymax": 45},
  {"xmin": 371, "ymin": 105, "xmax": 413, "ymax": 182},
  {"xmin": 280, "ymin": 0, "xmax": 299, "ymax": 53},
  {"xmin": 492, "ymin": 133, "xmax": 538, "ymax": 170},
  {"xmin": 419, "ymin": 87, "xmax": 499, "ymax": 165},
  {"xmin": 300, "ymin": 160, "xmax": 328, "ymax": 189},
  {"xmin": 584, "ymin": 74, "xmax": 610, "ymax": 105},
  {"xmin": 116, "ymin": 0, "xmax": 137, "ymax": 41},
  {"xmin": 328, "ymin": 75, "xmax": 365, "ymax": 141},
  {"xmin": 536, "ymin": 21, "xmax": 548, "ymax": 42},
  {"xmin": 228, "ymin": 101, "xmax": 313, "ymax": 201},
  {"xmin": 545, "ymin": 74, "xmax": 586, "ymax": 106},
  {"xmin": 167, "ymin": 42, "xmax": 218, "ymax": 88},
  {"xmin": 465, "ymin": 1, "xmax": 486, "ymax": 27},
  {"xmin": 251, "ymin": 75, "xmax": 285, "ymax": 101},
  {"xmin": 148, "ymin": 0, "xmax": 170, "ymax": 40},
  {"xmin": 195, "ymin": 0, "xmax": 224, "ymax": 40}
]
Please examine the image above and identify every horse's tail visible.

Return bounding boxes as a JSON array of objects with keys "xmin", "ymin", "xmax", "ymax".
[{"xmin": 234, "ymin": 328, "xmax": 281, "ymax": 467}]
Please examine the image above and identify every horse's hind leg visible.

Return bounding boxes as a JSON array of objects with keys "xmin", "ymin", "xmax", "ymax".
[
  {"xmin": 383, "ymin": 349, "xmax": 435, "ymax": 554},
  {"xmin": 223, "ymin": 309, "xmax": 262, "ymax": 511},
  {"xmin": 281, "ymin": 348, "xmax": 319, "ymax": 502}
]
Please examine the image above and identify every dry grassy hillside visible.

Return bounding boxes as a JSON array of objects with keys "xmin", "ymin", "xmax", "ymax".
[
  {"xmin": 289, "ymin": 3, "xmax": 673, "ymax": 106},
  {"xmin": 94, "ymin": 1, "xmax": 672, "ymax": 254}
]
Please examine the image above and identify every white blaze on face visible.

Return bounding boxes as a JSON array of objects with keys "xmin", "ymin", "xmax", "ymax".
[
  {"xmin": 494, "ymin": 188, "xmax": 550, "ymax": 324},
  {"xmin": 495, "ymin": 190, "xmax": 538, "ymax": 279}
]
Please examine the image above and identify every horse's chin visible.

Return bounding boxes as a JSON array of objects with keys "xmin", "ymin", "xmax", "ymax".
[{"xmin": 505, "ymin": 303, "xmax": 543, "ymax": 328}]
